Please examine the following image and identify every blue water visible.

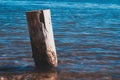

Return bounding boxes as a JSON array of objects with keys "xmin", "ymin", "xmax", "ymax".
[{"xmin": 0, "ymin": 0, "xmax": 120, "ymax": 80}]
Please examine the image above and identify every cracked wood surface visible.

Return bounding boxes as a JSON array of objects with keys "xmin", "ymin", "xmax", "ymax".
[{"xmin": 26, "ymin": 10, "xmax": 57, "ymax": 69}]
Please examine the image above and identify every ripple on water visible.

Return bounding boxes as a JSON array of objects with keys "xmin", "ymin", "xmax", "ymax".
[{"xmin": 0, "ymin": 1, "xmax": 120, "ymax": 80}]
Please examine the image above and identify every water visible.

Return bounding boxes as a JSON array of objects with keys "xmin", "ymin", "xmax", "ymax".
[{"xmin": 0, "ymin": 0, "xmax": 120, "ymax": 80}]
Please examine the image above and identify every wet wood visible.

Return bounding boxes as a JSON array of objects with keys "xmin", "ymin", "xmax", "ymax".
[{"xmin": 26, "ymin": 9, "xmax": 57, "ymax": 69}]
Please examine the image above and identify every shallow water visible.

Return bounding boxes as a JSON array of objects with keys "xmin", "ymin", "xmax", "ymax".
[{"xmin": 0, "ymin": 0, "xmax": 120, "ymax": 80}]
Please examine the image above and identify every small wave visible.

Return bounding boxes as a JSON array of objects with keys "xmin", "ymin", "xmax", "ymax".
[
  {"xmin": 82, "ymin": 3, "xmax": 120, "ymax": 9},
  {"xmin": 0, "ymin": 1, "xmax": 120, "ymax": 9},
  {"xmin": 0, "ymin": 1, "xmax": 47, "ymax": 5},
  {"xmin": 58, "ymin": 2, "xmax": 120, "ymax": 9}
]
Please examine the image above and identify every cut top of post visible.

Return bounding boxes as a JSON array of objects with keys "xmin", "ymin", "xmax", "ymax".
[{"xmin": 26, "ymin": 9, "xmax": 57, "ymax": 69}]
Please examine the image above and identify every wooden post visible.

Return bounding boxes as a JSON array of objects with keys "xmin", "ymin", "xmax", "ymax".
[{"xmin": 26, "ymin": 9, "xmax": 57, "ymax": 69}]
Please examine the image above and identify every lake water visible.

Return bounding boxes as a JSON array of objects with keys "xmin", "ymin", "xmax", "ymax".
[{"xmin": 0, "ymin": 0, "xmax": 120, "ymax": 80}]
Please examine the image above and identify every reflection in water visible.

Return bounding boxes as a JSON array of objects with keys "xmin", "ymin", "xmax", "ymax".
[
  {"xmin": 0, "ymin": 67, "xmax": 57, "ymax": 80},
  {"xmin": 0, "ymin": 0, "xmax": 120, "ymax": 80}
]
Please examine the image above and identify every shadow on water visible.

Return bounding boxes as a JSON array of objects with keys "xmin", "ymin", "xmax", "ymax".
[{"xmin": 0, "ymin": 66, "xmax": 57, "ymax": 80}]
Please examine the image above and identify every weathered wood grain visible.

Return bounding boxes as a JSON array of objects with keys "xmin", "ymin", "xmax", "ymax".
[{"xmin": 26, "ymin": 10, "xmax": 57, "ymax": 69}]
